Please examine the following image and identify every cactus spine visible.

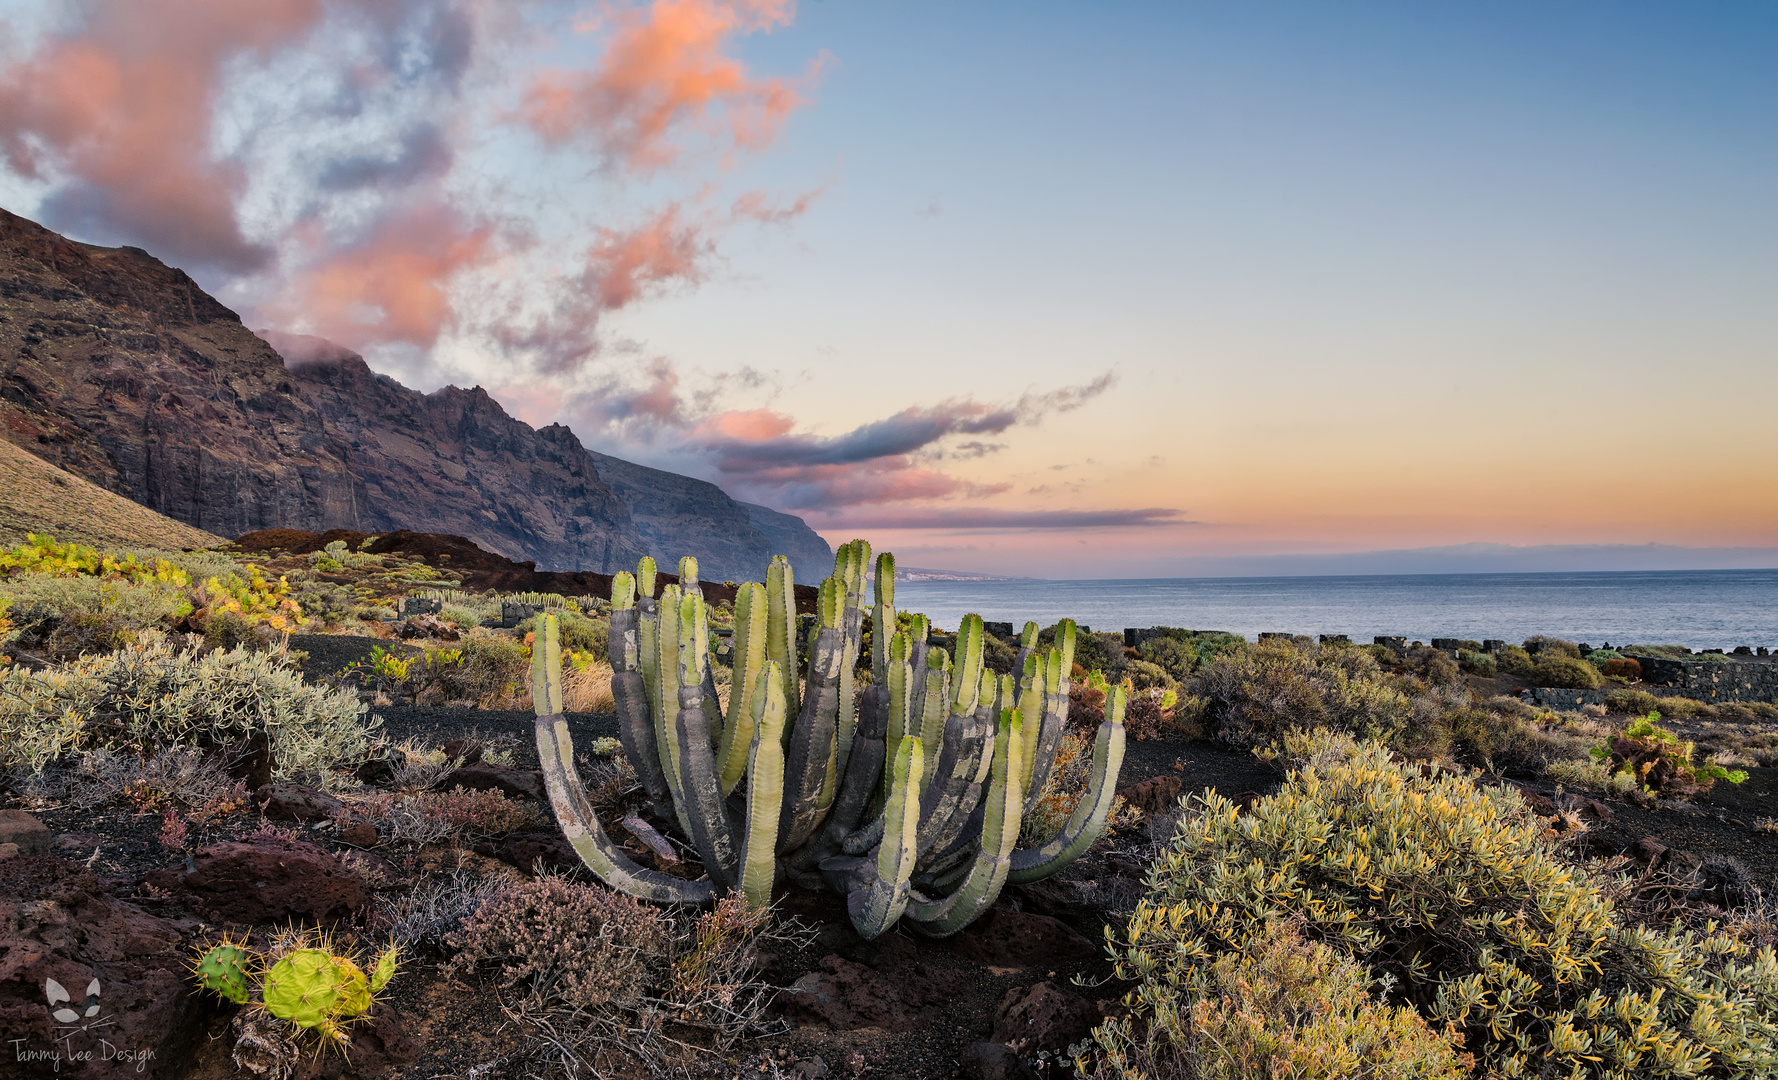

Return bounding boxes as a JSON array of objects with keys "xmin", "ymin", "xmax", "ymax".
[{"xmin": 529, "ymin": 547, "xmax": 1124, "ymax": 937}]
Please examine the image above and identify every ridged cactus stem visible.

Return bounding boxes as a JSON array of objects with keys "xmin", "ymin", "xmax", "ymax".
[
  {"xmin": 765, "ymin": 556, "xmax": 799, "ymax": 747},
  {"xmin": 905, "ymin": 706, "xmax": 1023, "ymax": 936},
  {"xmin": 717, "ymin": 581, "xmax": 767, "ymax": 795},
  {"xmin": 779, "ymin": 602, "xmax": 845, "ymax": 853},
  {"xmin": 651, "ymin": 584, "xmax": 699, "ymax": 842},
  {"xmin": 738, "ymin": 665, "xmax": 787, "ymax": 907},
  {"xmin": 1021, "ymin": 647, "xmax": 1071, "ymax": 819},
  {"xmin": 871, "ymin": 551, "xmax": 895, "ymax": 685},
  {"xmin": 951, "ymin": 615, "xmax": 985, "ymax": 717},
  {"xmin": 673, "ymin": 589, "xmax": 740, "ymax": 892},
  {"xmin": 916, "ymin": 656, "xmax": 950, "ymax": 785},
  {"xmin": 1016, "ymin": 653, "xmax": 1041, "ymax": 798},
  {"xmin": 846, "ymin": 735, "xmax": 923, "ymax": 939},
  {"xmin": 1008, "ymin": 683, "xmax": 1125, "ymax": 884},
  {"xmin": 830, "ymin": 541, "xmax": 869, "ymax": 804}
]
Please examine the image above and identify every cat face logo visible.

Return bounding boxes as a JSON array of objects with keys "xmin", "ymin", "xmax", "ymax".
[{"xmin": 45, "ymin": 978, "xmax": 103, "ymax": 1024}]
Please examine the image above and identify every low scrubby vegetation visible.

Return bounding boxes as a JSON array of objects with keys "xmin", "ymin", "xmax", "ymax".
[{"xmin": 1086, "ymin": 733, "xmax": 1778, "ymax": 1079}]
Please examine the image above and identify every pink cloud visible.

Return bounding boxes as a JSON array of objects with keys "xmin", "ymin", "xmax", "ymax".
[{"xmin": 519, "ymin": 0, "xmax": 822, "ymax": 172}]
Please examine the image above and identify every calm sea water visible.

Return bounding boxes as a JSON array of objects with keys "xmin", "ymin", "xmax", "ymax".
[{"xmin": 892, "ymin": 569, "xmax": 1778, "ymax": 650}]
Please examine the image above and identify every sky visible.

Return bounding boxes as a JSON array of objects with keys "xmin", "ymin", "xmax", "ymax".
[{"xmin": 1, "ymin": 1, "xmax": 1774, "ymax": 577}]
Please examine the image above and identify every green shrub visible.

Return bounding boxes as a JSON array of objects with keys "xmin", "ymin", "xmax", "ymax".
[
  {"xmin": 1084, "ymin": 918, "xmax": 1466, "ymax": 1080},
  {"xmin": 1113, "ymin": 734, "xmax": 1778, "ymax": 1079},
  {"xmin": 0, "ymin": 634, "xmax": 373, "ymax": 782},
  {"xmin": 1603, "ymin": 688, "xmax": 1662, "ymax": 716},
  {"xmin": 1523, "ymin": 635, "xmax": 1582, "ymax": 659},
  {"xmin": 1456, "ymin": 649, "xmax": 1496, "ymax": 676},
  {"xmin": 294, "ymin": 582, "xmax": 356, "ymax": 625},
  {"xmin": 516, "ymin": 611, "xmax": 607, "ymax": 661},
  {"xmin": 1625, "ymin": 644, "xmax": 1692, "ymax": 658},
  {"xmin": 1124, "ymin": 658, "xmax": 1178, "ymax": 694},
  {"xmin": 1495, "ymin": 644, "xmax": 1534, "ymax": 676},
  {"xmin": 1402, "ymin": 646, "xmax": 1461, "ymax": 687},
  {"xmin": 1193, "ymin": 639, "xmax": 1414, "ymax": 749},
  {"xmin": 1531, "ymin": 655, "xmax": 1602, "ymax": 689},
  {"xmin": 1585, "ymin": 648, "xmax": 1625, "ymax": 668},
  {"xmin": 0, "ymin": 533, "xmax": 192, "ymax": 586},
  {"xmin": 1140, "ymin": 636, "xmax": 1197, "ymax": 683}
]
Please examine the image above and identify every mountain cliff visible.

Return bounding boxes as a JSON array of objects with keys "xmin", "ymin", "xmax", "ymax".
[{"xmin": 0, "ymin": 207, "xmax": 830, "ymax": 578}]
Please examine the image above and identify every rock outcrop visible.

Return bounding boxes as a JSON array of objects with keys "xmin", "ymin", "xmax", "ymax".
[{"xmin": 742, "ymin": 501, "xmax": 835, "ymax": 574}]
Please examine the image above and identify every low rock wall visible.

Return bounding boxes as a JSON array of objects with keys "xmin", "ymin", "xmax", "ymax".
[{"xmin": 1632, "ymin": 657, "xmax": 1778, "ymax": 702}]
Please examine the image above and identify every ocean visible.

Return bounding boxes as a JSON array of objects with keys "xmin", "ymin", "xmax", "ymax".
[{"xmin": 891, "ymin": 569, "xmax": 1778, "ymax": 650}]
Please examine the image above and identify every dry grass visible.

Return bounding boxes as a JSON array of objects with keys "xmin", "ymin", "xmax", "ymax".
[{"xmin": 0, "ymin": 438, "xmax": 226, "ymax": 550}]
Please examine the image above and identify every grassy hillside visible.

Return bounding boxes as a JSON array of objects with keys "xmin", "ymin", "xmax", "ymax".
[{"xmin": 0, "ymin": 438, "xmax": 226, "ymax": 550}]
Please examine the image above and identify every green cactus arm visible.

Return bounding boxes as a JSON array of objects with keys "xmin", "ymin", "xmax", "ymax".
[
  {"xmin": 1057, "ymin": 618, "xmax": 1077, "ymax": 675},
  {"xmin": 1008, "ymin": 684, "xmax": 1126, "ymax": 884},
  {"xmin": 543, "ymin": 613, "xmax": 563, "ymax": 714},
  {"xmin": 765, "ymin": 556, "xmax": 799, "ymax": 734},
  {"xmin": 1021, "ymin": 646, "xmax": 1072, "ymax": 819},
  {"xmin": 529, "ymin": 613, "xmax": 555, "ymax": 717},
  {"xmin": 846, "ymin": 734, "xmax": 923, "ymax": 939},
  {"xmin": 609, "ymin": 607, "xmax": 640, "ymax": 673},
  {"xmin": 1016, "ymin": 653, "xmax": 1041, "ymax": 798},
  {"xmin": 678, "ymin": 555, "xmax": 699, "ymax": 591},
  {"xmin": 914, "ymin": 694, "xmax": 992, "ymax": 859},
  {"xmin": 672, "ymin": 589, "xmax": 739, "ymax": 889},
  {"xmin": 637, "ymin": 556, "xmax": 657, "ymax": 600},
  {"xmin": 649, "ymin": 584, "xmax": 700, "ymax": 841},
  {"xmin": 611, "ymin": 570, "xmax": 637, "ymax": 612},
  {"xmin": 779, "ymin": 622, "xmax": 844, "ymax": 853},
  {"xmin": 1020, "ymin": 621, "xmax": 1039, "ymax": 651},
  {"xmin": 612, "ymin": 669, "xmax": 671, "ymax": 808},
  {"xmin": 880, "ymin": 648, "xmax": 912, "ymax": 804},
  {"xmin": 871, "ymin": 551, "xmax": 896, "ymax": 685},
  {"xmin": 905, "ymin": 707, "xmax": 1023, "ymax": 936},
  {"xmin": 738, "ymin": 663, "xmax": 787, "ymax": 907},
  {"xmin": 917, "ymin": 662, "xmax": 950, "ymax": 785},
  {"xmin": 535, "ymin": 710, "xmax": 715, "ymax": 904},
  {"xmin": 263, "ymin": 949, "xmax": 341, "ymax": 1029},
  {"xmin": 951, "ymin": 615, "xmax": 985, "ymax": 717},
  {"xmin": 718, "ymin": 581, "xmax": 767, "ymax": 795}
]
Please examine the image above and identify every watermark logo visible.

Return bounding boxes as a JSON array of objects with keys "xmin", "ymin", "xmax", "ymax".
[{"xmin": 8, "ymin": 976, "xmax": 154, "ymax": 1072}]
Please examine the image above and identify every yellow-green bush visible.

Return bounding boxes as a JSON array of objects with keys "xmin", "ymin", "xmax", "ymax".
[
  {"xmin": 1107, "ymin": 734, "xmax": 1778, "ymax": 1079},
  {"xmin": 1495, "ymin": 644, "xmax": 1535, "ymax": 677},
  {"xmin": 1531, "ymin": 654, "xmax": 1602, "ymax": 689},
  {"xmin": 1524, "ymin": 636, "xmax": 1583, "ymax": 660},
  {"xmin": 0, "ymin": 533, "xmax": 192, "ymax": 585},
  {"xmin": 1083, "ymin": 920, "xmax": 1466, "ymax": 1080},
  {"xmin": 0, "ymin": 574, "xmax": 191, "ymax": 656}
]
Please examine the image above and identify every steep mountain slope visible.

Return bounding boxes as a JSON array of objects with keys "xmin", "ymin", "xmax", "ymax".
[
  {"xmin": 0, "ymin": 438, "xmax": 227, "ymax": 550},
  {"xmin": 587, "ymin": 450, "xmax": 786, "ymax": 582},
  {"xmin": 0, "ymin": 207, "xmax": 367, "ymax": 535},
  {"xmin": 263, "ymin": 332, "xmax": 646, "ymax": 574},
  {"xmin": 741, "ymin": 501, "xmax": 835, "ymax": 575}
]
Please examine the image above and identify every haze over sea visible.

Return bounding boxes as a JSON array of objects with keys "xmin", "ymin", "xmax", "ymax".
[{"xmin": 894, "ymin": 569, "xmax": 1778, "ymax": 650}]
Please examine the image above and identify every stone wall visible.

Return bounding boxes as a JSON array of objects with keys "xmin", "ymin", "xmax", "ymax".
[{"xmin": 1632, "ymin": 657, "xmax": 1778, "ymax": 702}]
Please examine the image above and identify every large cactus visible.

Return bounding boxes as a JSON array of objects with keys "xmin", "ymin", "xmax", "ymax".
[{"xmin": 531, "ymin": 543, "xmax": 1125, "ymax": 938}]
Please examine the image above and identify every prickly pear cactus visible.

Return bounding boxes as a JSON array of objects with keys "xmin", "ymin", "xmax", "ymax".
[
  {"xmin": 190, "ymin": 941, "xmax": 253, "ymax": 1005},
  {"xmin": 369, "ymin": 946, "xmax": 399, "ymax": 995},
  {"xmin": 262, "ymin": 949, "xmax": 343, "ymax": 1031}
]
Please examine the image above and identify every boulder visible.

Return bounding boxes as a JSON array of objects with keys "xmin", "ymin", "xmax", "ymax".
[
  {"xmin": 1115, "ymin": 776, "xmax": 1182, "ymax": 815},
  {"xmin": 992, "ymin": 981, "xmax": 1099, "ymax": 1054},
  {"xmin": 144, "ymin": 837, "xmax": 367, "ymax": 923},
  {"xmin": 961, "ymin": 1041, "xmax": 1038, "ymax": 1080},
  {"xmin": 252, "ymin": 782, "xmax": 345, "ymax": 823},
  {"xmin": 434, "ymin": 762, "xmax": 544, "ymax": 801},
  {"xmin": 398, "ymin": 615, "xmax": 459, "ymax": 641},
  {"xmin": 783, "ymin": 954, "xmax": 967, "ymax": 1032},
  {"xmin": 0, "ymin": 810, "xmax": 51, "ymax": 856},
  {"xmin": 475, "ymin": 829, "xmax": 580, "ymax": 874},
  {"xmin": 0, "ymin": 856, "xmax": 217, "ymax": 1078},
  {"xmin": 951, "ymin": 908, "xmax": 1099, "ymax": 968},
  {"xmin": 441, "ymin": 738, "xmax": 484, "ymax": 765}
]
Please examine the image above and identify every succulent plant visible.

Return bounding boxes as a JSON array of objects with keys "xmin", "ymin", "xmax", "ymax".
[
  {"xmin": 262, "ymin": 949, "xmax": 346, "ymax": 1036},
  {"xmin": 190, "ymin": 939, "xmax": 254, "ymax": 1005},
  {"xmin": 533, "ymin": 542, "xmax": 1126, "ymax": 938}
]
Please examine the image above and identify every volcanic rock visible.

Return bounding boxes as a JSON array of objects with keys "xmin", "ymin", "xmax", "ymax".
[
  {"xmin": 144, "ymin": 837, "xmax": 367, "ymax": 923},
  {"xmin": 1116, "ymin": 775, "xmax": 1182, "ymax": 815},
  {"xmin": 0, "ymin": 809, "xmax": 51, "ymax": 856},
  {"xmin": 252, "ymin": 782, "xmax": 345, "ymax": 822},
  {"xmin": 783, "ymin": 954, "xmax": 968, "ymax": 1032},
  {"xmin": 992, "ymin": 981, "xmax": 1099, "ymax": 1054},
  {"xmin": 960, "ymin": 1041, "xmax": 1039, "ymax": 1080},
  {"xmin": 951, "ymin": 908, "xmax": 1099, "ymax": 968},
  {"xmin": 433, "ymin": 761, "xmax": 545, "ymax": 801},
  {"xmin": 0, "ymin": 855, "xmax": 216, "ymax": 1079}
]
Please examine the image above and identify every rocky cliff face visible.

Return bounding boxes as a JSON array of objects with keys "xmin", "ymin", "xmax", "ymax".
[
  {"xmin": 267, "ymin": 332, "xmax": 646, "ymax": 573},
  {"xmin": 0, "ymin": 207, "xmax": 367, "ymax": 535},
  {"xmin": 0, "ymin": 207, "xmax": 831, "ymax": 578},
  {"xmin": 742, "ymin": 501, "xmax": 836, "ymax": 576}
]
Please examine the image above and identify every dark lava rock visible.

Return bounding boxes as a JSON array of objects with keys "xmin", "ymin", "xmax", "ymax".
[
  {"xmin": 339, "ymin": 822, "xmax": 380, "ymax": 848},
  {"xmin": 0, "ymin": 810, "xmax": 51, "ymax": 856},
  {"xmin": 1116, "ymin": 775, "xmax": 1182, "ymax": 815},
  {"xmin": 992, "ymin": 981, "xmax": 1100, "ymax": 1054},
  {"xmin": 475, "ymin": 829, "xmax": 580, "ymax": 874},
  {"xmin": 353, "ymin": 746, "xmax": 409, "ymax": 785},
  {"xmin": 144, "ymin": 837, "xmax": 367, "ymax": 923},
  {"xmin": 441, "ymin": 738, "xmax": 484, "ymax": 765},
  {"xmin": 434, "ymin": 761, "xmax": 544, "ymax": 801},
  {"xmin": 783, "ymin": 954, "xmax": 968, "ymax": 1032},
  {"xmin": 399, "ymin": 615, "xmax": 459, "ymax": 641},
  {"xmin": 252, "ymin": 782, "xmax": 345, "ymax": 823},
  {"xmin": 961, "ymin": 1041, "xmax": 1039, "ymax": 1080},
  {"xmin": 951, "ymin": 908, "xmax": 1099, "ymax": 968},
  {"xmin": 299, "ymin": 1004, "xmax": 419, "ymax": 1079},
  {"xmin": 0, "ymin": 855, "xmax": 215, "ymax": 1079}
]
